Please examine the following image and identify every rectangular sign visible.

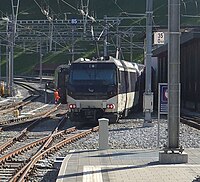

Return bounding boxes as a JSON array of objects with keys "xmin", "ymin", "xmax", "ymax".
[
  {"xmin": 154, "ymin": 32, "xmax": 165, "ymax": 45},
  {"xmin": 158, "ymin": 83, "xmax": 168, "ymax": 114}
]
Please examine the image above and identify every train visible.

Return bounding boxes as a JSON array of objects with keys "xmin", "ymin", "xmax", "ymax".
[
  {"xmin": 54, "ymin": 64, "xmax": 70, "ymax": 104},
  {"xmin": 63, "ymin": 56, "xmax": 143, "ymax": 123}
]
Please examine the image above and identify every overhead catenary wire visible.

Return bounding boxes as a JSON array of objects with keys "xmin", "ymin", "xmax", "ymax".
[
  {"xmin": 0, "ymin": 20, "xmax": 73, "ymax": 54},
  {"xmin": 32, "ymin": 0, "xmax": 74, "ymax": 51},
  {"xmin": 60, "ymin": 0, "xmax": 77, "ymax": 10},
  {"xmin": 0, "ymin": 0, "xmax": 199, "ymax": 80},
  {"xmin": 111, "ymin": 0, "xmax": 125, "ymax": 13},
  {"xmin": 31, "ymin": 0, "xmax": 148, "ymax": 57},
  {"xmin": 0, "ymin": 0, "xmax": 182, "ymax": 63}
]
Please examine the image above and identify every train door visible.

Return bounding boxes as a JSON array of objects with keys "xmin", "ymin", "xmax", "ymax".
[{"xmin": 118, "ymin": 69, "xmax": 126, "ymax": 114}]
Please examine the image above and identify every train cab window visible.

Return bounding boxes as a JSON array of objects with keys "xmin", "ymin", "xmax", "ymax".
[{"xmin": 69, "ymin": 68, "xmax": 116, "ymax": 85}]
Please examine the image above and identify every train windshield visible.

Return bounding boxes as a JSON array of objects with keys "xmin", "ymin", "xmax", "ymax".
[{"xmin": 69, "ymin": 66, "xmax": 116, "ymax": 85}]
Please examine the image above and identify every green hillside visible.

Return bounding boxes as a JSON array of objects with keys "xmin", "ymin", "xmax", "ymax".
[
  {"xmin": 0, "ymin": 1, "xmax": 199, "ymax": 76},
  {"xmin": 0, "ymin": 1, "xmax": 164, "ymax": 20},
  {"xmin": 1, "ymin": 0, "xmax": 199, "ymax": 25}
]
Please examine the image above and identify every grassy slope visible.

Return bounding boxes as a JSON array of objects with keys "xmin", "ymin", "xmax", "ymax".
[{"xmin": 0, "ymin": 0, "xmax": 199, "ymax": 75}]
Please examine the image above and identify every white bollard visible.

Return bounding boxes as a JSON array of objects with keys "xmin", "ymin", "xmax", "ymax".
[{"xmin": 98, "ymin": 118, "xmax": 109, "ymax": 150}]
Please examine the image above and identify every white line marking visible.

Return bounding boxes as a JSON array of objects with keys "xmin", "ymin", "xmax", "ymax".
[
  {"xmin": 56, "ymin": 150, "xmax": 74, "ymax": 182},
  {"xmin": 83, "ymin": 166, "xmax": 103, "ymax": 182},
  {"xmin": 84, "ymin": 164, "xmax": 200, "ymax": 168},
  {"xmin": 81, "ymin": 164, "xmax": 200, "ymax": 182}
]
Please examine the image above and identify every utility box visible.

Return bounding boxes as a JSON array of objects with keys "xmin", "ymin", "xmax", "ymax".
[{"xmin": 143, "ymin": 93, "xmax": 153, "ymax": 112}]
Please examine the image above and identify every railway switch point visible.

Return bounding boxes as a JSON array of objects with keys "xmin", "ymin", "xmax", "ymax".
[{"xmin": 98, "ymin": 118, "xmax": 109, "ymax": 150}]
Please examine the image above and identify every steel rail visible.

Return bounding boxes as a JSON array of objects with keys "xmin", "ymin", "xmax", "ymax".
[
  {"xmin": 0, "ymin": 105, "xmax": 60, "ymax": 153},
  {"xmin": 12, "ymin": 126, "xmax": 99, "ymax": 182},
  {"xmin": 180, "ymin": 116, "xmax": 200, "ymax": 130},
  {"xmin": 0, "ymin": 127, "xmax": 76, "ymax": 164}
]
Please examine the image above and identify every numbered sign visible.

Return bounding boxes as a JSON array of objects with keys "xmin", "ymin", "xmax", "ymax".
[
  {"xmin": 154, "ymin": 32, "xmax": 165, "ymax": 45},
  {"xmin": 71, "ymin": 19, "xmax": 77, "ymax": 25}
]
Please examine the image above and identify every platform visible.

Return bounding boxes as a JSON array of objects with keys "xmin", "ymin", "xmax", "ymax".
[{"xmin": 56, "ymin": 148, "xmax": 200, "ymax": 182}]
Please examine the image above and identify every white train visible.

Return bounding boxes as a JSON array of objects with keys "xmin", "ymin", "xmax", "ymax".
[{"xmin": 66, "ymin": 56, "xmax": 142, "ymax": 123}]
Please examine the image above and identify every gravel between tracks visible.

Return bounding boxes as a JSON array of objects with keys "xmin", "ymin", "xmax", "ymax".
[
  {"xmin": 29, "ymin": 115, "xmax": 200, "ymax": 182},
  {"xmin": 66, "ymin": 116, "xmax": 200, "ymax": 150},
  {"xmin": 1, "ymin": 84, "xmax": 200, "ymax": 181}
]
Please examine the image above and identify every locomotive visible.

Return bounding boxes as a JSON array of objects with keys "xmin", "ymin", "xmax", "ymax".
[{"xmin": 66, "ymin": 56, "xmax": 142, "ymax": 123}]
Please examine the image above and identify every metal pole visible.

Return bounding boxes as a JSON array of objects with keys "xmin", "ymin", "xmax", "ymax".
[
  {"xmin": 8, "ymin": 18, "xmax": 14, "ymax": 96},
  {"xmin": 9, "ymin": 0, "xmax": 20, "ymax": 96},
  {"xmin": 157, "ymin": 83, "xmax": 161, "ymax": 148},
  {"xmin": 104, "ymin": 15, "xmax": 108, "ymax": 57},
  {"xmin": 159, "ymin": 0, "xmax": 187, "ymax": 164},
  {"xmin": 6, "ymin": 43, "xmax": 9, "ymax": 91},
  {"xmin": 91, "ymin": 25, "xmax": 99, "ymax": 57},
  {"xmin": 23, "ymin": 41, "xmax": 25, "ymax": 52},
  {"xmin": 11, "ymin": 20, "xmax": 14, "ymax": 95},
  {"xmin": 0, "ymin": 41, "xmax": 1, "ymax": 81},
  {"xmin": 71, "ymin": 25, "xmax": 75, "ymax": 62},
  {"xmin": 46, "ymin": 40, "xmax": 48, "ymax": 52},
  {"xmin": 143, "ymin": 0, "xmax": 153, "ymax": 126},
  {"xmin": 81, "ymin": 0, "xmax": 89, "ymax": 35},
  {"xmin": 39, "ymin": 41, "xmax": 43, "ymax": 85},
  {"xmin": 168, "ymin": 0, "xmax": 180, "ymax": 149},
  {"xmin": 54, "ymin": 42, "xmax": 57, "ymax": 52},
  {"xmin": 45, "ymin": 83, "xmax": 48, "ymax": 103},
  {"xmin": 36, "ymin": 41, "xmax": 39, "ymax": 52},
  {"xmin": 130, "ymin": 34, "xmax": 133, "ymax": 61},
  {"xmin": 49, "ymin": 21, "xmax": 53, "ymax": 51},
  {"xmin": 116, "ymin": 17, "xmax": 120, "ymax": 59}
]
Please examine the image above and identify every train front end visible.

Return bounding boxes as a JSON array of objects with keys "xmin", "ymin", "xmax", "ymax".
[{"xmin": 67, "ymin": 58, "xmax": 119, "ymax": 123}]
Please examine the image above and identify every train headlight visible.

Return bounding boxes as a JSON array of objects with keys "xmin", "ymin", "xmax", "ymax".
[
  {"xmin": 106, "ymin": 104, "xmax": 115, "ymax": 109},
  {"xmin": 69, "ymin": 104, "xmax": 76, "ymax": 109}
]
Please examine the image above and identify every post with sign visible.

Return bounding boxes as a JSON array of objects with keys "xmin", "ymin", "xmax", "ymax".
[{"xmin": 158, "ymin": 83, "xmax": 168, "ymax": 147}]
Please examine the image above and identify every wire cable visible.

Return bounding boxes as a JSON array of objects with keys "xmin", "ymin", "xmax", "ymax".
[{"xmin": 60, "ymin": 0, "xmax": 77, "ymax": 10}]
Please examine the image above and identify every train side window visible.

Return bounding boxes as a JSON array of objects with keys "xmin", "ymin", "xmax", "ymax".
[{"xmin": 125, "ymin": 71, "xmax": 130, "ymax": 91}]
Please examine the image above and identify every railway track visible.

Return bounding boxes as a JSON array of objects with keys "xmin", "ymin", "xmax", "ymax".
[
  {"xmin": 181, "ymin": 115, "xmax": 200, "ymax": 129},
  {"xmin": 0, "ymin": 81, "xmax": 59, "ymax": 131},
  {"xmin": 0, "ymin": 103, "xmax": 62, "ymax": 130},
  {"xmin": 0, "ymin": 81, "xmax": 99, "ymax": 181},
  {"xmin": 0, "ymin": 121, "xmax": 98, "ymax": 181},
  {"xmin": 0, "ymin": 104, "xmax": 63, "ymax": 155},
  {"xmin": 1, "ymin": 78, "xmax": 198, "ymax": 181},
  {"xmin": 0, "ymin": 81, "xmax": 42, "ymax": 116}
]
